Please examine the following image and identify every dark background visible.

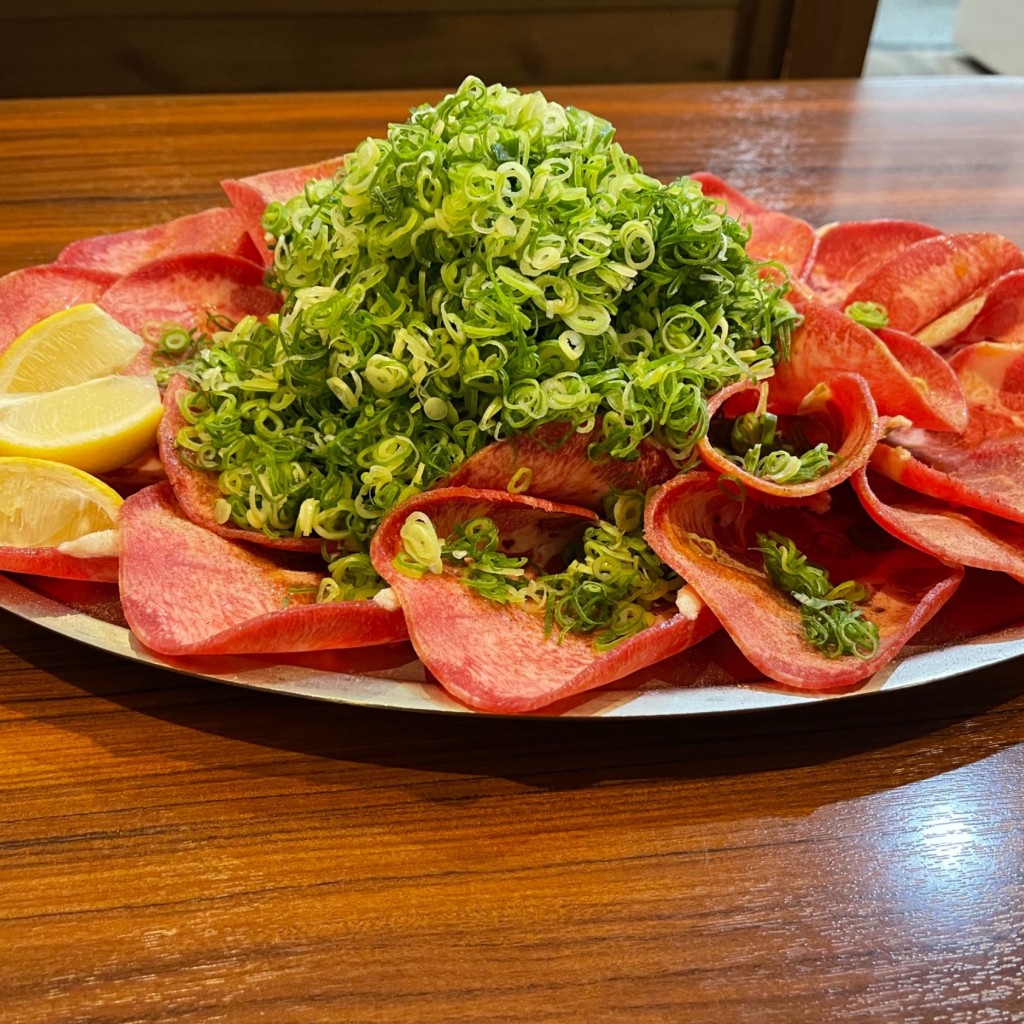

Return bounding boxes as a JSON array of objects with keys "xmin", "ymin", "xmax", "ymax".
[{"xmin": 0, "ymin": 0, "xmax": 879, "ymax": 98}]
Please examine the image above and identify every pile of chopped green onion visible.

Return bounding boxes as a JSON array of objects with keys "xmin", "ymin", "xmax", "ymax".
[{"xmin": 174, "ymin": 76, "xmax": 799, "ymax": 601}]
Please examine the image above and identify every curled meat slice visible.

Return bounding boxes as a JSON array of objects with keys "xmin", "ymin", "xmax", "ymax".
[
  {"xmin": 843, "ymin": 232, "xmax": 1024, "ymax": 336},
  {"xmin": 853, "ymin": 465, "xmax": 1024, "ymax": 584},
  {"xmin": 645, "ymin": 472, "xmax": 961, "ymax": 691},
  {"xmin": 877, "ymin": 342, "xmax": 1024, "ymax": 523},
  {"xmin": 159, "ymin": 375, "xmax": 324, "ymax": 553},
  {"xmin": 0, "ymin": 542, "xmax": 118, "ymax": 583},
  {"xmin": 370, "ymin": 487, "xmax": 717, "ymax": 713},
  {"xmin": 776, "ymin": 286, "xmax": 967, "ymax": 433},
  {"xmin": 951, "ymin": 269, "xmax": 1024, "ymax": 347},
  {"xmin": 221, "ymin": 156, "xmax": 346, "ymax": 265},
  {"xmin": 696, "ymin": 373, "xmax": 879, "ymax": 500},
  {"xmin": 803, "ymin": 219, "xmax": 940, "ymax": 309}
]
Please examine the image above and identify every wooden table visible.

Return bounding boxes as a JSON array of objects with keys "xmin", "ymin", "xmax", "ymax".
[{"xmin": 2, "ymin": 79, "xmax": 1023, "ymax": 1022}]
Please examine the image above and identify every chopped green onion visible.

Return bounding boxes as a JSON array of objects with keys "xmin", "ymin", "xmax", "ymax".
[
  {"xmin": 720, "ymin": 384, "xmax": 834, "ymax": 483},
  {"xmin": 396, "ymin": 505, "xmax": 681, "ymax": 650},
  {"xmin": 845, "ymin": 301, "xmax": 889, "ymax": 329},
  {"xmin": 175, "ymin": 77, "xmax": 799, "ymax": 567},
  {"xmin": 756, "ymin": 531, "xmax": 879, "ymax": 659}
]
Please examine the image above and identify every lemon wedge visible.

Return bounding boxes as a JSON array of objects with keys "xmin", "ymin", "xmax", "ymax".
[
  {"xmin": 0, "ymin": 303, "xmax": 162, "ymax": 474},
  {"xmin": 0, "ymin": 457, "xmax": 122, "ymax": 548},
  {"xmin": 0, "ymin": 376, "xmax": 163, "ymax": 474},
  {"xmin": 0, "ymin": 303, "xmax": 144, "ymax": 393}
]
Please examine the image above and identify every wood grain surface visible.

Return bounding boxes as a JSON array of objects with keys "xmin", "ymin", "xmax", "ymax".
[{"xmin": 1, "ymin": 78, "xmax": 1024, "ymax": 1023}]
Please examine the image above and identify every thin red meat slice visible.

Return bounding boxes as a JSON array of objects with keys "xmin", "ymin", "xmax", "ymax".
[
  {"xmin": 802, "ymin": 219, "xmax": 940, "ymax": 309},
  {"xmin": 0, "ymin": 264, "xmax": 118, "ymax": 355},
  {"xmin": 96, "ymin": 446, "xmax": 167, "ymax": 496},
  {"xmin": 56, "ymin": 207, "xmax": 254, "ymax": 276},
  {"xmin": 876, "ymin": 342, "xmax": 1024, "ymax": 523},
  {"xmin": 842, "ymin": 232, "xmax": 1024, "ymax": 335},
  {"xmin": 776, "ymin": 287, "xmax": 967, "ymax": 432},
  {"xmin": 370, "ymin": 487, "xmax": 718, "ymax": 713},
  {"xmin": 446, "ymin": 422, "xmax": 675, "ymax": 510},
  {"xmin": 696, "ymin": 373, "xmax": 879, "ymax": 499},
  {"xmin": 853, "ymin": 466, "xmax": 1024, "ymax": 584},
  {"xmin": 952, "ymin": 269, "xmax": 1024, "ymax": 347},
  {"xmin": 159, "ymin": 375, "xmax": 323, "ymax": 552},
  {"xmin": 873, "ymin": 440, "xmax": 1024, "ymax": 527},
  {"xmin": 98, "ymin": 253, "xmax": 281, "ymax": 374},
  {"xmin": 221, "ymin": 155, "xmax": 346, "ymax": 266},
  {"xmin": 873, "ymin": 326, "xmax": 968, "ymax": 432},
  {"xmin": 119, "ymin": 483, "xmax": 407, "ymax": 656},
  {"xmin": 689, "ymin": 172, "xmax": 815, "ymax": 277},
  {"xmin": 645, "ymin": 472, "xmax": 961, "ymax": 691},
  {"xmin": 0, "ymin": 545, "xmax": 118, "ymax": 583}
]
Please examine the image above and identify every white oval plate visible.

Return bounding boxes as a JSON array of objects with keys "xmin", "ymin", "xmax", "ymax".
[{"xmin": 2, "ymin": 571, "xmax": 1023, "ymax": 717}]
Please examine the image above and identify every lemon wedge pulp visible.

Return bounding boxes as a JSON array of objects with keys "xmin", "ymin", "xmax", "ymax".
[
  {"xmin": 0, "ymin": 457, "xmax": 122, "ymax": 548},
  {"xmin": 0, "ymin": 303, "xmax": 143, "ymax": 392},
  {"xmin": 0, "ymin": 376, "xmax": 163, "ymax": 475},
  {"xmin": 0, "ymin": 304, "xmax": 162, "ymax": 474}
]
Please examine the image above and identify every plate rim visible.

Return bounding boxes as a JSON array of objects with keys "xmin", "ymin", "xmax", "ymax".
[{"xmin": 3, "ymin": 571, "xmax": 1024, "ymax": 719}]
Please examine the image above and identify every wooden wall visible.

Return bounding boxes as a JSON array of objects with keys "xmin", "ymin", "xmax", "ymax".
[{"xmin": 0, "ymin": 1, "xmax": 878, "ymax": 98}]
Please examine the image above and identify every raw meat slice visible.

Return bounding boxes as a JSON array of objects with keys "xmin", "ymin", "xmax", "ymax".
[
  {"xmin": 446, "ymin": 421, "xmax": 675, "ymax": 509},
  {"xmin": 842, "ymin": 232, "xmax": 1024, "ymax": 335},
  {"xmin": 645, "ymin": 471, "xmax": 961, "ymax": 690},
  {"xmin": 951, "ymin": 269, "xmax": 1024, "ymax": 347},
  {"xmin": 370, "ymin": 487, "xmax": 718, "ymax": 713},
  {"xmin": 853, "ymin": 466, "xmax": 1024, "ymax": 584},
  {"xmin": 0, "ymin": 264, "xmax": 118, "ymax": 355},
  {"xmin": 802, "ymin": 219, "xmax": 940, "ymax": 308},
  {"xmin": 119, "ymin": 483, "xmax": 407, "ymax": 656},
  {"xmin": 876, "ymin": 342, "xmax": 1024, "ymax": 523},
  {"xmin": 0, "ymin": 543, "xmax": 118, "ymax": 583},
  {"xmin": 96, "ymin": 446, "xmax": 167, "ymax": 495},
  {"xmin": 56, "ymin": 207, "xmax": 253, "ymax": 276},
  {"xmin": 98, "ymin": 253, "xmax": 281, "ymax": 373},
  {"xmin": 159, "ymin": 375, "xmax": 324, "ymax": 552},
  {"xmin": 696, "ymin": 373, "xmax": 880, "ymax": 499},
  {"xmin": 689, "ymin": 172, "xmax": 815, "ymax": 277},
  {"xmin": 775, "ymin": 287, "xmax": 967, "ymax": 432},
  {"xmin": 221, "ymin": 156, "xmax": 346, "ymax": 265},
  {"xmin": 872, "ymin": 327, "xmax": 968, "ymax": 433}
]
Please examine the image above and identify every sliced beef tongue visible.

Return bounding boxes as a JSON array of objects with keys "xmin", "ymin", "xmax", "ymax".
[
  {"xmin": 842, "ymin": 232, "xmax": 1024, "ymax": 336},
  {"xmin": 0, "ymin": 542, "xmax": 119, "ymax": 584},
  {"xmin": 98, "ymin": 252, "xmax": 282, "ymax": 374},
  {"xmin": 875, "ymin": 342, "xmax": 1024, "ymax": 524},
  {"xmin": 0, "ymin": 264, "xmax": 118, "ymax": 355},
  {"xmin": 696, "ymin": 373, "xmax": 880, "ymax": 500},
  {"xmin": 949, "ymin": 269, "xmax": 1024, "ymax": 348},
  {"xmin": 221, "ymin": 156, "xmax": 346, "ymax": 266},
  {"xmin": 56, "ymin": 206, "xmax": 254, "ymax": 276},
  {"xmin": 689, "ymin": 172, "xmax": 816, "ymax": 278},
  {"xmin": 645, "ymin": 471, "xmax": 962, "ymax": 691},
  {"xmin": 802, "ymin": 219, "xmax": 940, "ymax": 309},
  {"xmin": 776, "ymin": 286, "xmax": 968, "ymax": 433},
  {"xmin": 853, "ymin": 466, "xmax": 1024, "ymax": 585},
  {"xmin": 119, "ymin": 483, "xmax": 408, "ymax": 656},
  {"xmin": 446, "ymin": 421, "xmax": 675, "ymax": 510},
  {"xmin": 370, "ymin": 487, "xmax": 718, "ymax": 713}
]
